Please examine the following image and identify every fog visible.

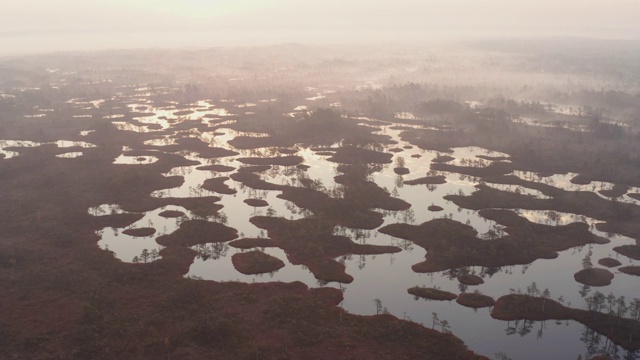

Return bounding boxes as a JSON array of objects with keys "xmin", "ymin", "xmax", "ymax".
[{"xmin": 2, "ymin": 0, "xmax": 639, "ymax": 55}]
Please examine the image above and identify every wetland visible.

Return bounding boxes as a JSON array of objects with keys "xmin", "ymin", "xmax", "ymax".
[{"xmin": 1, "ymin": 41, "xmax": 640, "ymax": 360}]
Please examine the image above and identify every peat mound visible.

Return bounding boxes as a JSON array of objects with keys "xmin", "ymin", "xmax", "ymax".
[
  {"xmin": 456, "ymin": 293, "xmax": 495, "ymax": 308},
  {"xmin": 598, "ymin": 257, "xmax": 621, "ymax": 268},
  {"xmin": 201, "ymin": 177, "xmax": 237, "ymax": 195},
  {"xmin": 574, "ymin": 268, "xmax": 614, "ymax": 286},
  {"xmin": 619, "ymin": 266, "xmax": 640, "ymax": 276},
  {"xmin": 231, "ymin": 250, "xmax": 285, "ymax": 275},
  {"xmin": 613, "ymin": 245, "xmax": 640, "ymax": 260},
  {"xmin": 408, "ymin": 287, "xmax": 457, "ymax": 301},
  {"xmin": 122, "ymin": 227, "xmax": 156, "ymax": 237},
  {"xmin": 404, "ymin": 176, "xmax": 447, "ymax": 186},
  {"xmin": 156, "ymin": 220, "xmax": 238, "ymax": 247},
  {"xmin": 159, "ymin": 210, "xmax": 185, "ymax": 218},
  {"xmin": 244, "ymin": 198, "xmax": 269, "ymax": 207},
  {"xmin": 458, "ymin": 274, "xmax": 484, "ymax": 286}
]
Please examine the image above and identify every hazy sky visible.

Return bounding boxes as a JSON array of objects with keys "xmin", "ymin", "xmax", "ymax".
[{"xmin": 1, "ymin": 0, "xmax": 639, "ymax": 54}]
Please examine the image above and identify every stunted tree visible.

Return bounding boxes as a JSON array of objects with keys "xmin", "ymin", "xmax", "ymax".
[
  {"xmin": 140, "ymin": 249, "xmax": 150, "ymax": 263},
  {"xmin": 606, "ymin": 292, "xmax": 616, "ymax": 314},
  {"xmin": 440, "ymin": 320, "xmax": 451, "ymax": 333},
  {"xmin": 581, "ymin": 249, "xmax": 593, "ymax": 270},
  {"xmin": 432, "ymin": 312, "xmax": 440, "ymax": 329},
  {"xmin": 374, "ymin": 298, "xmax": 383, "ymax": 315},
  {"xmin": 616, "ymin": 296, "xmax": 628, "ymax": 325},
  {"xmin": 541, "ymin": 288, "xmax": 551, "ymax": 312}
]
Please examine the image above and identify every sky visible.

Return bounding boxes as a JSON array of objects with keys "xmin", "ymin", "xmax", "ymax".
[{"xmin": 1, "ymin": 0, "xmax": 639, "ymax": 55}]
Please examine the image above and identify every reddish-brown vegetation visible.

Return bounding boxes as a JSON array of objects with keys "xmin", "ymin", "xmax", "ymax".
[
  {"xmin": 613, "ymin": 245, "xmax": 640, "ymax": 260},
  {"xmin": 456, "ymin": 293, "xmax": 495, "ymax": 308},
  {"xmin": 244, "ymin": 198, "xmax": 269, "ymax": 207},
  {"xmin": 619, "ymin": 266, "xmax": 640, "ymax": 276},
  {"xmin": 122, "ymin": 227, "xmax": 156, "ymax": 237},
  {"xmin": 408, "ymin": 287, "xmax": 457, "ymax": 301},
  {"xmin": 247, "ymin": 216, "xmax": 401, "ymax": 283},
  {"xmin": 159, "ymin": 210, "xmax": 185, "ymax": 218},
  {"xmin": 379, "ymin": 209, "xmax": 607, "ymax": 273},
  {"xmin": 156, "ymin": 220, "xmax": 238, "ymax": 247},
  {"xmin": 201, "ymin": 177, "xmax": 237, "ymax": 195},
  {"xmin": 598, "ymin": 257, "xmax": 622, "ymax": 268},
  {"xmin": 231, "ymin": 250, "xmax": 285, "ymax": 274},
  {"xmin": 458, "ymin": 274, "xmax": 484, "ymax": 286},
  {"xmin": 574, "ymin": 268, "xmax": 614, "ymax": 286},
  {"xmin": 404, "ymin": 176, "xmax": 447, "ymax": 186}
]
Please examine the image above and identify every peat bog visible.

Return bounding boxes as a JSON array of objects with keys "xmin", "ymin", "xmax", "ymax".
[{"xmin": 1, "ymin": 43, "xmax": 640, "ymax": 360}]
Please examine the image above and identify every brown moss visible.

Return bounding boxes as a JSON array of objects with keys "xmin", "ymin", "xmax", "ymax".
[
  {"xmin": 571, "ymin": 174, "xmax": 592, "ymax": 185},
  {"xmin": 574, "ymin": 268, "xmax": 614, "ymax": 286},
  {"xmin": 230, "ymin": 171, "xmax": 284, "ymax": 191},
  {"xmin": 201, "ymin": 177, "xmax": 237, "ymax": 195},
  {"xmin": 458, "ymin": 274, "xmax": 484, "ymax": 286},
  {"xmin": 408, "ymin": 287, "xmax": 457, "ymax": 301},
  {"xmin": 456, "ymin": 293, "xmax": 495, "ymax": 308},
  {"xmin": 619, "ymin": 266, "xmax": 640, "ymax": 276},
  {"xmin": 156, "ymin": 220, "xmax": 238, "ymax": 247},
  {"xmin": 379, "ymin": 209, "xmax": 607, "ymax": 273},
  {"xmin": 122, "ymin": 227, "xmax": 156, "ymax": 237},
  {"xmin": 159, "ymin": 210, "xmax": 185, "ymax": 218},
  {"xmin": 277, "ymin": 148, "xmax": 299, "ymax": 154},
  {"xmin": 248, "ymin": 216, "xmax": 401, "ymax": 283},
  {"xmin": 432, "ymin": 155, "xmax": 455, "ymax": 163},
  {"xmin": 238, "ymin": 165, "xmax": 272, "ymax": 173},
  {"xmin": 404, "ymin": 176, "xmax": 447, "ymax": 186},
  {"xmin": 120, "ymin": 197, "xmax": 223, "ymax": 218},
  {"xmin": 229, "ymin": 238, "xmax": 280, "ymax": 249},
  {"xmin": 476, "ymin": 155, "xmax": 510, "ymax": 161},
  {"xmin": 613, "ymin": 245, "xmax": 640, "ymax": 260},
  {"xmin": 599, "ymin": 184, "xmax": 629, "ymax": 198},
  {"xmin": 597, "ymin": 257, "xmax": 622, "ymax": 268},
  {"xmin": 244, "ymin": 198, "xmax": 269, "ymax": 207},
  {"xmin": 231, "ymin": 250, "xmax": 285, "ymax": 275}
]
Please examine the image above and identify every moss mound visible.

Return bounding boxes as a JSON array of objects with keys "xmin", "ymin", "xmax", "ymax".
[
  {"xmin": 408, "ymin": 287, "xmax": 457, "ymax": 301},
  {"xmin": 232, "ymin": 250, "xmax": 286, "ymax": 275},
  {"xmin": 574, "ymin": 268, "xmax": 614, "ymax": 286},
  {"xmin": 456, "ymin": 293, "xmax": 495, "ymax": 308}
]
